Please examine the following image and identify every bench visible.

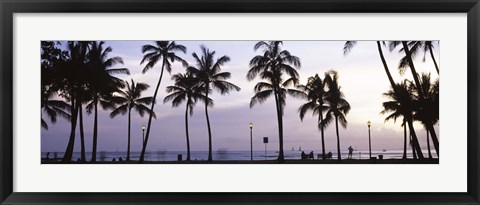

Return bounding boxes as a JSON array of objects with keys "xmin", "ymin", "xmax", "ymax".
[
  {"xmin": 317, "ymin": 153, "xmax": 333, "ymax": 160},
  {"xmin": 301, "ymin": 152, "xmax": 315, "ymax": 160}
]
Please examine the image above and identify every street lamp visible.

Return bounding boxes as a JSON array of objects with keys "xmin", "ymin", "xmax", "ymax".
[
  {"xmin": 142, "ymin": 125, "xmax": 146, "ymax": 147},
  {"xmin": 263, "ymin": 137, "xmax": 269, "ymax": 160},
  {"xmin": 249, "ymin": 122, "xmax": 253, "ymax": 161},
  {"xmin": 367, "ymin": 120, "xmax": 372, "ymax": 159}
]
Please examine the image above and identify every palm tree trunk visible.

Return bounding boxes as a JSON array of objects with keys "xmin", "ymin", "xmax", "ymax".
[
  {"xmin": 277, "ymin": 97, "xmax": 285, "ymax": 162},
  {"xmin": 428, "ymin": 45, "xmax": 439, "ymax": 74},
  {"xmin": 426, "ymin": 124, "xmax": 439, "ymax": 156},
  {"xmin": 403, "ymin": 118, "xmax": 407, "ymax": 159},
  {"xmin": 127, "ymin": 108, "xmax": 131, "ymax": 161},
  {"xmin": 205, "ymin": 88, "xmax": 213, "ymax": 162},
  {"xmin": 62, "ymin": 95, "xmax": 78, "ymax": 163},
  {"xmin": 78, "ymin": 103, "xmax": 86, "ymax": 162},
  {"xmin": 410, "ymin": 133, "xmax": 417, "ymax": 159},
  {"xmin": 335, "ymin": 115, "xmax": 341, "ymax": 160},
  {"xmin": 402, "ymin": 41, "xmax": 439, "ymax": 156},
  {"xmin": 376, "ymin": 41, "xmax": 397, "ymax": 89},
  {"xmin": 185, "ymin": 103, "xmax": 191, "ymax": 161},
  {"xmin": 272, "ymin": 85, "xmax": 284, "ymax": 162},
  {"xmin": 407, "ymin": 118, "xmax": 424, "ymax": 159},
  {"xmin": 426, "ymin": 129, "xmax": 432, "ymax": 159},
  {"xmin": 319, "ymin": 111, "xmax": 326, "ymax": 160},
  {"xmin": 402, "ymin": 41, "xmax": 424, "ymax": 98},
  {"xmin": 139, "ymin": 60, "xmax": 166, "ymax": 163},
  {"xmin": 91, "ymin": 100, "xmax": 98, "ymax": 162}
]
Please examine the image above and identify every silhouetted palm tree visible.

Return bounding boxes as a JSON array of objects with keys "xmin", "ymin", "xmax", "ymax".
[
  {"xmin": 389, "ymin": 41, "xmax": 439, "ymax": 156},
  {"xmin": 164, "ymin": 72, "xmax": 212, "ymax": 161},
  {"xmin": 87, "ymin": 41, "xmax": 129, "ymax": 162},
  {"xmin": 187, "ymin": 46, "xmax": 240, "ymax": 162},
  {"xmin": 380, "ymin": 82, "xmax": 410, "ymax": 159},
  {"xmin": 110, "ymin": 79, "xmax": 155, "ymax": 161},
  {"xmin": 412, "ymin": 73, "xmax": 439, "ymax": 158},
  {"xmin": 76, "ymin": 84, "xmax": 92, "ymax": 162},
  {"xmin": 398, "ymin": 41, "xmax": 439, "ymax": 74},
  {"xmin": 139, "ymin": 41, "xmax": 187, "ymax": 163},
  {"xmin": 247, "ymin": 41, "xmax": 303, "ymax": 162},
  {"xmin": 323, "ymin": 71, "xmax": 350, "ymax": 160},
  {"xmin": 297, "ymin": 74, "xmax": 328, "ymax": 159},
  {"xmin": 41, "ymin": 87, "xmax": 71, "ymax": 130},
  {"xmin": 41, "ymin": 42, "xmax": 71, "ymax": 130},
  {"xmin": 58, "ymin": 41, "xmax": 90, "ymax": 163},
  {"xmin": 381, "ymin": 80, "xmax": 424, "ymax": 159}
]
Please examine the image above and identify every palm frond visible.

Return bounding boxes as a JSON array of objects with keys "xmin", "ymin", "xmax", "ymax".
[
  {"xmin": 343, "ymin": 41, "xmax": 357, "ymax": 55},
  {"xmin": 388, "ymin": 41, "xmax": 402, "ymax": 52},
  {"xmin": 105, "ymin": 68, "xmax": 130, "ymax": 75},
  {"xmin": 141, "ymin": 54, "xmax": 161, "ymax": 74},
  {"xmin": 110, "ymin": 104, "xmax": 128, "ymax": 118},
  {"xmin": 250, "ymin": 89, "xmax": 273, "ymax": 108},
  {"xmin": 134, "ymin": 103, "xmax": 156, "ymax": 118},
  {"xmin": 287, "ymin": 89, "xmax": 307, "ymax": 99},
  {"xmin": 253, "ymin": 82, "xmax": 273, "ymax": 92},
  {"xmin": 142, "ymin": 44, "xmax": 159, "ymax": 53},
  {"xmin": 211, "ymin": 80, "xmax": 241, "ymax": 94},
  {"xmin": 136, "ymin": 96, "xmax": 154, "ymax": 105},
  {"xmin": 41, "ymin": 118, "xmax": 48, "ymax": 130},
  {"xmin": 298, "ymin": 101, "xmax": 316, "ymax": 120}
]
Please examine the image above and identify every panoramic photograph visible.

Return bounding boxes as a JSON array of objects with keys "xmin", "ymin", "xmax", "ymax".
[{"xmin": 41, "ymin": 40, "xmax": 439, "ymax": 164}]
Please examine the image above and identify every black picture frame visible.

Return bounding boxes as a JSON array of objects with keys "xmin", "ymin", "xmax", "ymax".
[{"xmin": 1, "ymin": 0, "xmax": 479, "ymax": 204}]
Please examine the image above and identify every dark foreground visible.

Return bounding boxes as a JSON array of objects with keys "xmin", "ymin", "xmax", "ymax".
[{"xmin": 42, "ymin": 158, "xmax": 439, "ymax": 164}]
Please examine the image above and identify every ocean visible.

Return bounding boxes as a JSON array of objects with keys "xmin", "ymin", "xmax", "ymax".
[{"xmin": 42, "ymin": 149, "xmax": 438, "ymax": 162}]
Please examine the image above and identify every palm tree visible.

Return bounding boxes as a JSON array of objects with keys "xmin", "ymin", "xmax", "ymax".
[
  {"xmin": 54, "ymin": 41, "xmax": 92, "ymax": 163},
  {"xmin": 87, "ymin": 41, "xmax": 129, "ymax": 162},
  {"xmin": 389, "ymin": 41, "xmax": 439, "ymax": 156},
  {"xmin": 164, "ymin": 72, "xmax": 212, "ymax": 161},
  {"xmin": 381, "ymin": 80, "xmax": 424, "ymax": 159},
  {"xmin": 58, "ymin": 41, "xmax": 90, "ymax": 163},
  {"xmin": 76, "ymin": 84, "xmax": 91, "ymax": 162},
  {"xmin": 247, "ymin": 41, "xmax": 303, "ymax": 162},
  {"xmin": 187, "ymin": 46, "xmax": 241, "ymax": 162},
  {"xmin": 41, "ymin": 87, "xmax": 71, "ymax": 130},
  {"xmin": 110, "ymin": 79, "xmax": 155, "ymax": 161},
  {"xmin": 412, "ymin": 73, "xmax": 439, "ymax": 158},
  {"xmin": 297, "ymin": 74, "xmax": 328, "ymax": 159},
  {"xmin": 41, "ymin": 42, "xmax": 71, "ymax": 130},
  {"xmin": 139, "ymin": 41, "xmax": 187, "ymax": 163},
  {"xmin": 398, "ymin": 41, "xmax": 439, "ymax": 74},
  {"xmin": 323, "ymin": 70, "xmax": 351, "ymax": 160}
]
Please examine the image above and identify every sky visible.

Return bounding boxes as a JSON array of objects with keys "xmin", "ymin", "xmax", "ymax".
[{"xmin": 41, "ymin": 41, "xmax": 439, "ymax": 153}]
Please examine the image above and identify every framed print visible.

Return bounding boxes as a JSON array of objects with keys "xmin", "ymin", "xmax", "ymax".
[{"xmin": 1, "ymin": 0, "xmax": 479, "ymax": 204}]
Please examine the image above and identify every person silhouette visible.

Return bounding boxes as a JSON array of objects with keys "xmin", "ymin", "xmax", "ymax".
[
  {"xmin": 327, "ymin": 151, "xmax": 332, "ymax": 159},
  {"xmin": 348, "ymin": 146, "xmax": 354, "ymax": 159},
  {"xmin": 301, "ymin": 151, "xmax": 306, "ymax": 160}
]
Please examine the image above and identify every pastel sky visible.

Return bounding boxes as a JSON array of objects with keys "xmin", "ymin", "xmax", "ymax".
[{"xmin": 41, "ymin": 41, "xmax": 439, "ymax": 153}]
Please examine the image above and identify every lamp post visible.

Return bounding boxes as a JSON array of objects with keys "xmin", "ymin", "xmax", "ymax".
[
  {"xmin": 263, "ymin": 137, "xmax": 268, "ymax": 160},
  {"xmin": 249, "ymin": 122, "xmax": 253, "ymax": 161},
  {"xmin": 142, "ymin": 125, "xmax": 146, "ymax": 147},
  {"xmin": 367, "ymin": 121, "xmax": 372, "ymax": 159}
]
